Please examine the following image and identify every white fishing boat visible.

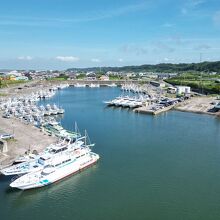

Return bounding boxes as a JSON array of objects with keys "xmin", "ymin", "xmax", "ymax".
[
  {"xmin": 89, "ymin": 83, "xmax": 100, "ymax": 88},
  {"xmin": 103, "ymin": 100, "xmax": 114, "ymax": 106},
  {"xmin": 10, "ymin": 150, "xmax": 99, "ymax": 190},
  {"xmin": 1, "ymin": 140, "xmax": 84, "ymax": 176},
  {"xmin": 10, "ymin": 132, "xmax": 99, "ymax": 190},
  {"xmin": 13, "ymin": 153, "xmax": 38, "ymax": 164},
  {"xmin": 108, "ymin": 83, "xmax": 117, "ymax": 87},
  {"xmin": 74, "ymin": 83, "xmax": 86, "ymax": 88}
]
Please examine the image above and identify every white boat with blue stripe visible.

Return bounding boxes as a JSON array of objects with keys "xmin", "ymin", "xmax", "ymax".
[{"xmin": 10, "ymin": 147, "xmax": 99, "ymax": 190}]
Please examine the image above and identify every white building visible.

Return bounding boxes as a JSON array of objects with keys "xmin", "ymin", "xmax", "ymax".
[{"xmin": 176, "ymin": 86, "xmax": 191, "ymax": 95}]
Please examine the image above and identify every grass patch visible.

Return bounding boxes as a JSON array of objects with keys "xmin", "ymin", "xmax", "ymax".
[
  {"xmin": 47, "ymin": 77, "xmax": 67, "ymax": 81},
  {"xmin": 109, "ymin": 76, "xmax": 122, "ymax": 80},
  {"xmin": 165, "ymin": 73, "xmax": 220, "ymax": 94},
  {"xmin": 0, "ymin": 80, "xmax": 28, "ymax": 88}
]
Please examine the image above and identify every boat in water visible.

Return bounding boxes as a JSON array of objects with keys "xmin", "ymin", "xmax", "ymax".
[
  {"xmin": 13, "ymin": 152, "xmax": 39, "ymax": 165},
  {"xmin": 1, "ymin": 139, "xmax": 84, "ymax": 176},
  {"xmin": 74, "ymin": 83, "xmax": 86, "ymax": 88},
  {"xmin": 89, "ymin": 83, "xmax": 100, "ymax": 88},
  {"xmin": 42, "ymin": 122, "xmax": 80, "ymax": 140},
  {"xmin": 10, "ymin": 135, "xmax": 99, "ymax": 190}
]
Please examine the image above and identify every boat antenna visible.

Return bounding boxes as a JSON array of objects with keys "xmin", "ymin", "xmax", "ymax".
[
  {"xmin": 85, "ymin": 130, "xmax": 87, "ymax": 146},
  {"xmin": 74, "ymin": 121, "xmax": 80, "ymax": 137}
]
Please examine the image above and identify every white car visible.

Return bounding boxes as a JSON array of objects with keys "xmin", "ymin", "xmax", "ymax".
[{"xmin": 0, "ymin": 134, "xmax": 14, "ymax": 140}]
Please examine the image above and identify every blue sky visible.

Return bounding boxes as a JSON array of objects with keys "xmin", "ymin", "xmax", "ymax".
[{"xmin": 0, "ymin": 0, "xmax": 220, "ymax": 69}]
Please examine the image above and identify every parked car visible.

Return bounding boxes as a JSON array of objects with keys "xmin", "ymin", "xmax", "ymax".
[{"xmin": 0, "ymin": 134, "xmax": 14, "ymax": 140}]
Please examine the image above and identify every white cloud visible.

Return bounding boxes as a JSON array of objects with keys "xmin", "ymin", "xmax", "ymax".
[
  {"xmin": 17, "ymin": 56, "xmax": 33, "ymax": 60},
  {"xmin": 181, "ymin": 0, "xmax": 205, "ymax": 15},
  {"xmin": 163, "ymin": 57, "xmax": 175, "ymax": 62},
  {"xmin": 118, "ymin": 58, "xmax": 124, "ymax": 62},
  {"xmin": 91, "ymin": 58, "xmax": 101, "ymax": 63},
  {"xmin": 56, "ymin": 56, "xmax": 79, "ymax": 62},
  {"xmin": 0, "ymin": 2, "xmax": 149, "ymax": 27}
]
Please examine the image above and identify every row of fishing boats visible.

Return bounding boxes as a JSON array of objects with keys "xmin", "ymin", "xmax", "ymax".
[
  {"xmin": 104, "ymin": 95, "xmax": 146, "ymax": 108},
  {"xmin": 1, "ymin": 97, "xmax": 64, "ymax": 125},
  {"xmin": 104, "ymin": 93, "xmax": 183, "ymax": 112},
  {"xmin": 1, "ymin": 133, "xmax": 100, "ymax": 190},
  {"xmin": 74, "ymin": 83, "xmax": 117, "ymax": 88},
  {"xmin": 121, "ymin": 83, "xmax": 147, "ymax": 94},
  {"xmin": 42, "ymin": 120, "xmax": 80, "ymax": 140},
  {"xmin": 37, "ymin": 84, "xmax": 69, "ymax": 99},
  {"xmin": 0, "ymin": 84, "xmax": 67, "ymax": 127},
  {"xmin": 1, "ymin": 96, "xmax": 79, "ymax": 140}
]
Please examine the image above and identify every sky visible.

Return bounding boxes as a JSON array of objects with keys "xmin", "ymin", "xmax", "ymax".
[{"xmin": 0, "ymin": 0, "xmax": 220, "ymax": 70}]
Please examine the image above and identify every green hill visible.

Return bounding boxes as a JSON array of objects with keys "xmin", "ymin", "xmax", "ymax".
[{"xmin": 67, "ymin": 61, "xmax": 220, "ymax": 73}]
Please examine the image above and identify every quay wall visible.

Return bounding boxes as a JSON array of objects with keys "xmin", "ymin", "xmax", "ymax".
[{"xmin": 134, "ymin": 105, "xmax": 175, "ymax": 115}]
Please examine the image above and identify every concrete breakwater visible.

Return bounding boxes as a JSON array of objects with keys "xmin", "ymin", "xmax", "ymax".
[{"xmin": 134, "ymin": 105, "xmax": 175, "ymax": 115}]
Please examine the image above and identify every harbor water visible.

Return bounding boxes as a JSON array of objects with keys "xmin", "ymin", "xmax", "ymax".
[{"xmin": 1, "ymin": 87, "xmax": 220, "ymax": 220}]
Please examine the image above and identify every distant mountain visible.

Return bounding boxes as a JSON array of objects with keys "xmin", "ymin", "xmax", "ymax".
[{"xmin": 67, "ymin": 61, "xmax": 220, "ymax": 73}]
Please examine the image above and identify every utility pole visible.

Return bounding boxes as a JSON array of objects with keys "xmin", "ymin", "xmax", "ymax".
[{"xmin": 12, "ymin": 122, "xmax": 14, "ymax": 135}]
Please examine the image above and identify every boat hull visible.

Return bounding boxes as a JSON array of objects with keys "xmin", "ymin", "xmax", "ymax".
[{"xmin": 10, "ymin": 154, "xmax": 99, "ymax": 190}]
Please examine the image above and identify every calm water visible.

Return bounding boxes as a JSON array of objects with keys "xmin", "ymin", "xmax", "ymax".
[{"xmin": 1, "ymin": 87, "xmax": 220, "ymax": 220}]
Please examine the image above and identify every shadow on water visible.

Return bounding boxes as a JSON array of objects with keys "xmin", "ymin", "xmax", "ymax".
[
  {"xmin": 5, "ymin": 186, "xmax": 20, "ymax": 194},
  {"xmin": 4, "ymin": 163, "xmax": 100, "ymax": 209},
  {"xmin": 104, "ymin": 105, "xmax": 134, "ymax": 113},
  {"xmin": 0, "ymin": 174, "xmax": 13, "ymax": 183}
]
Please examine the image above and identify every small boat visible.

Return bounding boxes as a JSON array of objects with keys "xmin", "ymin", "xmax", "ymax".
[
  {"xmin": 89, "ymin": 83, "xmax": 100, "ymax": 88},
  {"xmin": 74, "ymin": 83, "xmax": 86, "ymax": 88},
  {"xmin": 108, "ymin": 83, "xmax": 117, "ymax": 87},
  {"xmin": 13, "ymin": 152, "xmax": 38, "ymax": 164}
]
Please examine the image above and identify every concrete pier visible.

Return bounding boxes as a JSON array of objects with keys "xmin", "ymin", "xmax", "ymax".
[
  {"xmin": 134, "ymin": 105, "xmax": 174, "ymax": 115},
  {"xmin": 0, "ymin": 113, "xmax": 57, "ymax": 166}
]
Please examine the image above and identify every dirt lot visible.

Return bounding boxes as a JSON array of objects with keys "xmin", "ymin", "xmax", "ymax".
[
  {"xmin": 175, "ymin": 96, "xmax": 219, "ymax": 115},
  {"xmin": 0, "ymin": 114, "xmax": 57, "ymax": 166}
]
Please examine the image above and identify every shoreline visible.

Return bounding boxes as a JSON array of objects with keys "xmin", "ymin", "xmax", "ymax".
[
  {"xmin": 0, "ymin": 112, "xmax": 57, "ymax": 166},
  {"xmin": 0, "ymin": 80, "xmax": 219, "ymax": 165},
  {"xmin": 0, "ymin": 81, "xmax": 59, "ymax": 166}
]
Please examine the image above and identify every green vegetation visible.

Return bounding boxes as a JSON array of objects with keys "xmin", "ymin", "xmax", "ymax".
[
  {"xmin": 165, "ymin": 73, "xmax": 220, "ymax": 94},
  {"xmin": 76, "ymin": 73, "xmax": 86, "ymax": 79},
  {"xmin": 47, "ymin": 73, "xmax": 69, "ymax": 81},
  {"xmin": 0, "ymin": 79, "xmax": 27, "ymax": 88},
  {"xmin": 67, "ymin": 61, "xmax": 220, "ymax": 73},
  {"xmin": 48, "ymin": 77, "xmax": 67, "ymax": 81},
  {"xmin": 108, "ymin": 75, "xmax": 123, "ymax": 80},
  {"xmin": 54, "ymin": 74, "xmax": 68, "ymax": 80}
]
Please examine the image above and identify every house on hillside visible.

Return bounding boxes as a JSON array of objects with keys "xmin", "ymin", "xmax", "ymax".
[
  {"xmin": 100, "ymin": 75, "xmax": 109, "ymax": 81},
  {"xmin": 86, "ymin": 72, "xmax": 96, "ymax": 80}
]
